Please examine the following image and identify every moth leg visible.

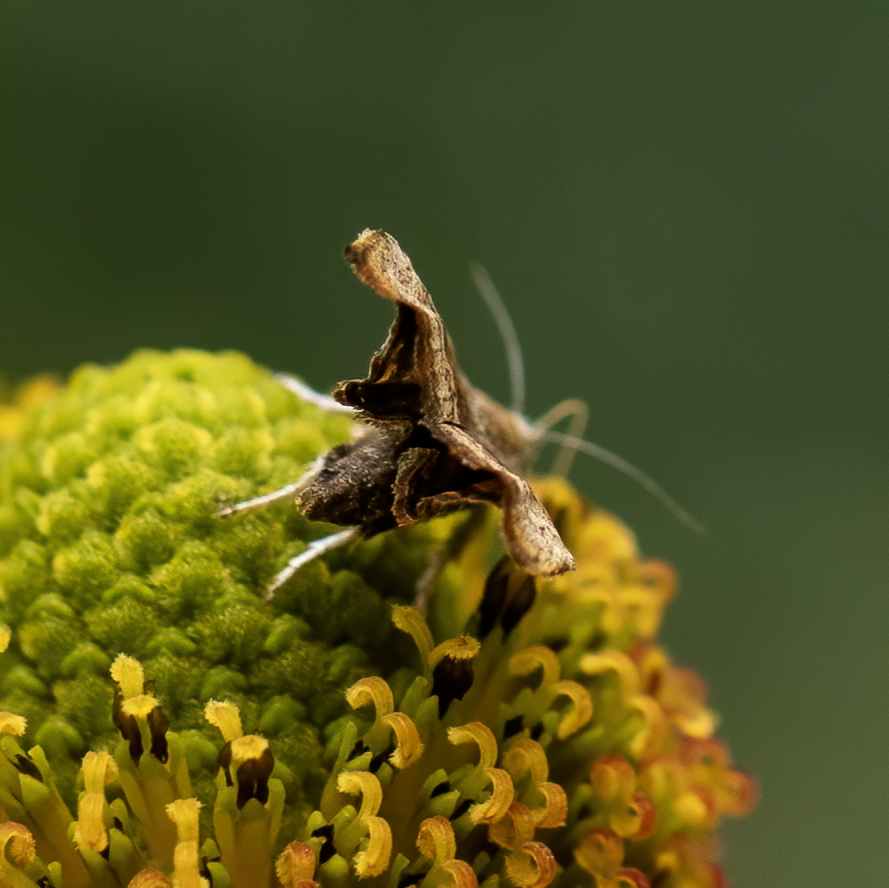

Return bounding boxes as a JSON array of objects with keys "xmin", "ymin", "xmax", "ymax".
[
  {"xmin": 266, "ymin": 526, "xmax": 359, "ymax": 599},
  {"xmin": 215, "ymin": 456, "xmax": 325, "ymax": 518},
  {"xmin": 532, "ymin": 397, "xmax": 589, "ymax": 478},
  {"xmin": 275, "ymin": 373, "xmax": 358, "ymax": 415}
]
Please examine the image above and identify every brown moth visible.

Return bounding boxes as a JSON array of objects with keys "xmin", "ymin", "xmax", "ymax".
[
  {"xmin": 221, "ymin": 229, "xmax": 701, "ymax": 596},
  {"xmin": 219, "ymin": 229, "xmax": 575, "ymax": 594},
  {"xmin": 325, "ymin": 229, "xmax": 574, "ymax": 576}
]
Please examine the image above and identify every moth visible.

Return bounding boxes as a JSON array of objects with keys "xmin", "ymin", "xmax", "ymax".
[{"xmin": 220, "ymin": 229, "xmax": 700, "ymax": 596}]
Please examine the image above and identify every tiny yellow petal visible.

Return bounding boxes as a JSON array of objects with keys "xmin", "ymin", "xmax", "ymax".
[
  {"xmin": 442, "ymin": 859, "xmax": 479, "ymax": 888},
  {"xmin": 502, "ymin": 739, "xmax": 549, "ymax": 787},
  {"xmin": 346, "ymin": 676, "xmax": 395, "ymax": 718},
  {"xmin": 505, "ymin": 842, "xmax": 558, "ymax": 888},
  {"xmin": 487, "ymin": 802, "xmax": 538, "ymax": 850},
  {"xmin": 469, "ymin": 768, "xmax": 515, "ymax": 825},
  {"xmin": 549, "ymin": 680, "xmax": 593, "ymax": 739},
  {"xmin": 353, "ymin": 816, "xmax": 392, "ymax": 877},
  {"xmin": 508, "ymin": 646, "xmax": 561, "ymax": 686},
  {"xmin": 416, "ymin": 815, "xmax": 457, "ymax": 863},
  {"xmin": 337, "ymin": 771, "xmax": 384, "ymax": 819},
  {"xmin": 535, "ymin": 783, "xmax": 568, "ymax": 829},
  {"xmin": 448, "ymin": 722, "xmax": 498, "ymax": 771},
  {"xmin": 382, "ymin": 712, "xmax": 424, "ymax": 769}
]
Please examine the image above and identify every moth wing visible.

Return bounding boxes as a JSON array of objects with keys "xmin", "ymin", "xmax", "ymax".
[{"xmin": 428, "ymin": 422, "xmax": 575, "ymax": 577}]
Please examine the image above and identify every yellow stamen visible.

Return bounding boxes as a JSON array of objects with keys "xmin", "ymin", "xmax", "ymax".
[
  {"xmin": 74, "ymin": 751, "xmax": 119, "ymax": 853},
  {"xmin": 75, "ymin": 794, "xmax": 109, "ymax": 853},
  {"xmin": 428, "ymin": 636, "xmax": 480, "ymax": 669},
  {"xmin": 166, "ymin": 798, "xmax": 203, "ymax": 888},
  {"xmin": 354, "ymin": 816, "xmax": 392, "ymax": 878},
  {"xmin": 111, "ymin": 653, "xmax": 146, "ymax": 698},
  {"xmin": 120, "ymin": 693, "xmax": 162, "ymax": 720},
  {"xmin": 0, "ymin": 712, "xmax": 26, "ymax": 736},
  {"xmin": 204, "ymin": 699, "xmax": 244, "ymax": 742},
  {"xmin": 230, "ymin": 734, "xmax": 270, "ymax": 771}
]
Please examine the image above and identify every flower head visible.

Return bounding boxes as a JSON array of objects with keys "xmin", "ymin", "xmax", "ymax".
[{"xmin": 0, "ymin": 350, "xmax": 754, "ymax": 887}]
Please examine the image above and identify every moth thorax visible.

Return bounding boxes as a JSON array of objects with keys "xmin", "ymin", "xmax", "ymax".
[{"xmin": 467, "ymin": 388, "xmax": 531, "ymax": 473}]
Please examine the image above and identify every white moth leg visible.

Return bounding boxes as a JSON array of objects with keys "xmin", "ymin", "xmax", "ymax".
[
  {"xmin": 215, "ymin": 456, "xmax": 325, "ymax": 518},
  {"xmin": 275, "ymin": 374, "xmax": 358, "ymax": 415},
  {"xmin": 533, "ymin": 397, "xmax": 590, "ymax": 478},
  {"xmin": 266, "ymin": 526, "xmax": 360, "ymax": 599}
]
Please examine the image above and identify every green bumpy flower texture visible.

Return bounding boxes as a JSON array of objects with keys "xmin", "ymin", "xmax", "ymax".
[{"xmin": 0, "ymin": 350, "xmax": 754, "ymax": 888}]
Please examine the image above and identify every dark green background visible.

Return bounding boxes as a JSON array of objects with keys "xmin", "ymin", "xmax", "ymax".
[{"xmin": 2, "ymin": 5, "xmax": 887, "ymax": 885}]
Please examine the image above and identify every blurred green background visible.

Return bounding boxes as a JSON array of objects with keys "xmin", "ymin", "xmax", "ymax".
[{"xmin": 2, "ymin": 4, "xmax": 886, "ymax": 885}]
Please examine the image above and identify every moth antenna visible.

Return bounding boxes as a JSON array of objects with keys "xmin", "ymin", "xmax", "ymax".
[
  {"xmin": 533, "ymin": 398, "xmax": 590, "ymax": 478},
  {"xmin": 470, "ymin": 262, "xmax": 525, "ymax": 415},
  {"xmin": 538, "ymin": 429, "xmax": 706, "ymax": 534}
]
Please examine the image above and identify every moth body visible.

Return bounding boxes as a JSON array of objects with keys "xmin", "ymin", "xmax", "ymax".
[
  {"xmin": 222, "ymin": 229, "xmax": 700, "ymax": 596},
  {"xmin": 294, "ymin": 229, "xmax": 576, "ymax": 579}
]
